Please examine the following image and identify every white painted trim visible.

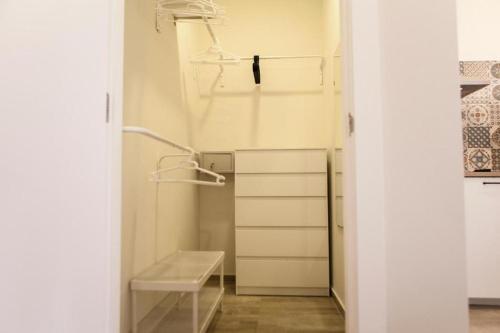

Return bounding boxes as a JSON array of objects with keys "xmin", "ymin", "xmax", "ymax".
[
  {"xmin": 469, "ymin": 298, "xmax": 500, "ymax": 306},
  {"xmin": 339, "ymin": 0, "xmax": 356, "ymax": 330},
  {"xmin": 331, "ymin": 288, "xmax": 346, "ymax": 312},
  {"xmin": 340, "ymin": 0, "xmax": 388, "ymax": 332},
  {"xmin": 107, "ymin": 0, "xmax": 124, "ymax": 331}
]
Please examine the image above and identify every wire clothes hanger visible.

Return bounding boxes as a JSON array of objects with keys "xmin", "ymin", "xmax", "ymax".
[{"xmin": 151, "ymin": 160, "xmax": 226, "ymax": 187}]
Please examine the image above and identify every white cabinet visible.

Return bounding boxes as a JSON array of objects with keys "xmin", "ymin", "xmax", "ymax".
[
  {"xmin": 465, "ymin": 178, "xmax": 500, "ymax": 302},
  {"xmin": 235, "ymin": 149, "xmax": 329, "ymax": 296}
]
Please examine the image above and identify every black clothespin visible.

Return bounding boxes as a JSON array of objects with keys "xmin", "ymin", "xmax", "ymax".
[{"xmin": 252, "ymin": 55, "xmax": 261, "ymax": 85}]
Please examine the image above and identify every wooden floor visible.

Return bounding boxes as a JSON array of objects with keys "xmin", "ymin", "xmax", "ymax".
[
  {"xmin": 149, "ymin": 279, "xmax": 500, "ymax": 332},
  {"xmin": 469, "ymin": 306, "xmax": 500, "ymax": 333},
  {"xmin": 206, "ymin": 284, "xmax": 500, "ymax": 333},
  {"xmin": 207, "ymin": 282, "xmax": 345, "ymax": 333}
]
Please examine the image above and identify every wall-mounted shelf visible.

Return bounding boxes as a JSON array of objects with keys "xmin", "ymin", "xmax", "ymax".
[{"xmin": 156, "ymin": 0, "xmax": 226, "ymax": 32}]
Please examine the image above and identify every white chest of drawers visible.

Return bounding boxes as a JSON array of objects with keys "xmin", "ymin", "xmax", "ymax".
[{"xmin": 234, "ymin": 149, "xmax": 330, "ymax": 296}]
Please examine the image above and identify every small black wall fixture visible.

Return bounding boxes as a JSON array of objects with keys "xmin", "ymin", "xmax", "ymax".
[{"xmin": 252, "ymin": 55, "xmax": 261, "ymax": 85}]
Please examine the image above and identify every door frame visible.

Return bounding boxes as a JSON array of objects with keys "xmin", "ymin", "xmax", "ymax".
[
  {"xmin": 339, "ymin": 0, "xmax": 388, "ymax": 332},
  {"xmin": 105, "ymin": 0, "xmax": 360, "ymax": 332},
  {"xmin": 107, "ymin": 0, "xmax": 386, "ymax": 332},
  {"xmin": 108, "ymin": 0, "xmax": 125, "ymax": 331}
]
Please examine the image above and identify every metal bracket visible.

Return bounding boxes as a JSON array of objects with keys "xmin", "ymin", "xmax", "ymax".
[{"xmin": 156, "ymin": 1, "xmax": 162, "ymax": 33}]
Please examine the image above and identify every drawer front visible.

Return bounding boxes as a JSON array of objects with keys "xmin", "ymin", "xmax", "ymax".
[
  {"xmin": 235, "ymin": 197, "xmax": 327, "ymax": 227},
  {"xmin": 236, "ymin": 228, "xmax": 328, "ymax": 257},
  {"xmin": 201, "ymin": 152, "xmax": 234, "ymax": 173},
  {"xmin": 236, "ymin": 259, "xmax": 329, "ymax": 288},
  {"xmin": 235, "ymin": 149, "xmax": 327, "ymax": 173},
  {"xmin": 235, "ymin": 173, "xmax": 327, "ymax": 197}
]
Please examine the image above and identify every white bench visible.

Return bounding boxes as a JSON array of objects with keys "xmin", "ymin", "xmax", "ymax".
[{"xmin": 131, "ymin": 251, "xmax": 225, "ymax": 333}]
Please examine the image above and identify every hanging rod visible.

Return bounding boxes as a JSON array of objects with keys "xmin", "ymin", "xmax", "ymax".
[
  {"xmin": 239, "ymin": 55, "xmax": 324, "ymax": 60},
  {"xmin": 191, "ymin": 54, "xmax": 325, "ymax": 65},
  {"xmin": 122, "ymin": 126, "xmax": 197, "ymax": 155},
  {"xmin": 191, "ymin": 54, "xmax": 325, "ymax": 66}
]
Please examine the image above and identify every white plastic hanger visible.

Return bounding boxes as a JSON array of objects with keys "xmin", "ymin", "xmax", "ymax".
[
  {"xmin": 123, "ymin": 126, "xmax": 225, "ymax": 187},
  {"xmin": 151, "ymin": 160, "xmax": 226, "ymax": 187},
  {"xmin": 190, "ymin": 43, "xmax": 241, "ymax": 65},
  {"xmin": 190, "ymin": 17, "xmax": 240, "ymax": 66}
]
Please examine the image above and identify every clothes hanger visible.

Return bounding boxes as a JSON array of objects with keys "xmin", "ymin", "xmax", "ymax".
[
  {"xmin": 191, "ymin": 44, "xmax": 241, "ymax": 65},
  {"xmin": 151, "ymin": 160, "xmax": 226, "ymax": 187},
  {"xmin": 190, "ymin": 14, "xmax": 239, "ymax": 66}
]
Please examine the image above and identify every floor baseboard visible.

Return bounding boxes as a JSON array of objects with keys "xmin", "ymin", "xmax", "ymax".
[
  {"xmin": 470, "ymin": 298, "xmax": 500, "ymax": 306},
  {"xmin": 331, "ymin": 288, "xmax": 345, "ymax": 316}
]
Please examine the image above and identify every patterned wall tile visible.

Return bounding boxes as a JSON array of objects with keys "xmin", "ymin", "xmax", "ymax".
[
  {"xmin": 467, "ymin": 127, "xmax": 491, "ymax": 148},
  {"xmin": 463, "ymin": 128, "xmax": 468, "ymax": 147},
  {"xmin": 491, "ymin": 63, "xmax": 500, "ymax": 79},
  {"xmin": 493, "ymin": 149, "xmax": 500, "ymax": 171},
  {"xmin": 491, "ymin": 126, "xmax": 500, "ymax": 149},
  {"xmin": 461, "ymin": 104, "xmax": 467, "ymax": 124},
  {"xmin": 461, "ymin": 61, "xmax": 500, "ymax": 172},
  {"xmin": 465, "ymin": 104, "xmax": 490, "ymax": 126},
  {"xmin": 464, "ymin": 150, "xmax": 470, "ymax": 171},
  {"xmin": 492, "ymin": 85, "xmax": 500, "ymax": 101},
  {"xmin": 461, "ymin": 61, "xmax": 491, "ymax": 80},
  {"xmin": 463, "ymin": 88, "xmax": 491, "ymax": 104},
  {"xmin": 489, "ymin": 104, "xmax": 500, "ymax": 126},
  {"xmin": 467, "ymin": 148, "xmax": 493, "ymax": 171}
]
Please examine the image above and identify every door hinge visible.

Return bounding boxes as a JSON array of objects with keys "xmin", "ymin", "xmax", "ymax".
[
  {"xmin": 348, "ymin": 113, "xmax": 355, "ymax": 136},
  {"xmin": 106, "ymin": 93, "xmax": 110, "ymax": 123}
]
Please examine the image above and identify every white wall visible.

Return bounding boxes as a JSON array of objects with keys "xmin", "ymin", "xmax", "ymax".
[
  {"xmin": 379, "ymin": 1, "xmax": 467, "ymax": 331},
  {"xmin": 177, "ymin": 0, "xmax": 330, "ymax": 275},
  {"xmin": 0, "ymin": 0, "xmax": 119, "ymax": 332},
  {"xmin": 343, "ymin": 0, "xmax": 469, "ymax": 332},
  {"xmin": 457, "ymin": 0, "xmax": 500, "ymax": 61},
  {"xmin": 121, "ymin": 0, "xmax": 199, "ymax": 331},
  {"xmin": 179, "ymin": 0, "xmax": 327, "ymax": 151}
]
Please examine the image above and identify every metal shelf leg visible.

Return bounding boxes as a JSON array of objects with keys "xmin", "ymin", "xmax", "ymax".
[
  {"xmin": 192, "ymin": 292, "xmax": 199, "ymax": 333},
  {"xmin": 219, "ymin": 262, "xmax": 224, "ymax": 312}
]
